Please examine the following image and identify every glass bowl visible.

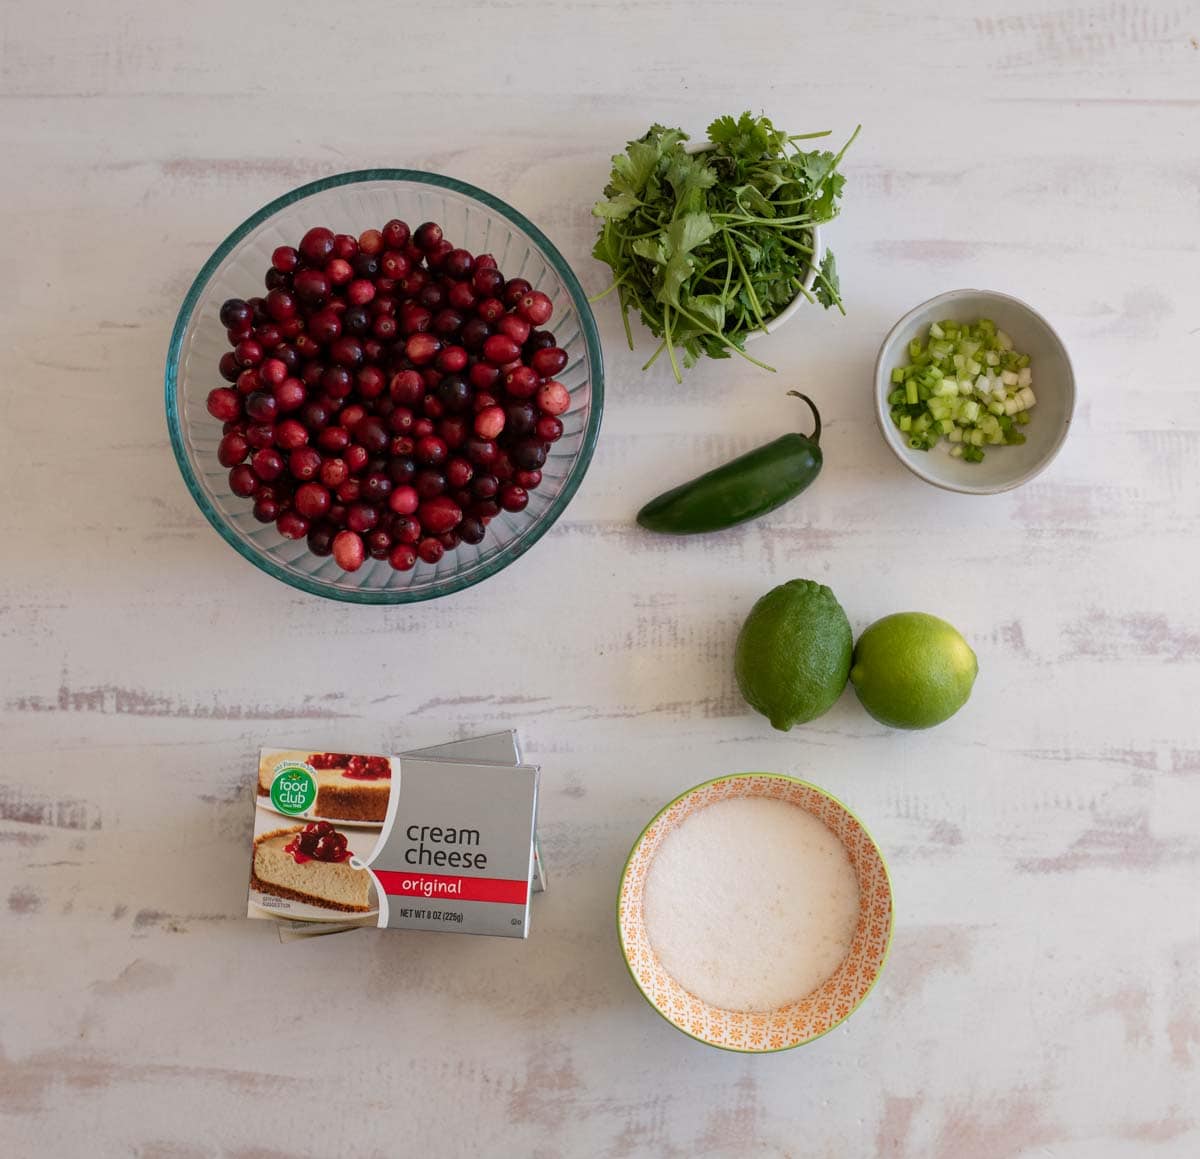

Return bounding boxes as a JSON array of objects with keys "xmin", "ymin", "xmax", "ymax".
[{"xmin": 166, "ymin": 170, "xmax": 603, "ymax": 603}]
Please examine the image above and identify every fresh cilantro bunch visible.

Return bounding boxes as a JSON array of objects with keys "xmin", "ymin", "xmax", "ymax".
[{"xmin": 592, "ymin": 112, "xmax": 859, "ymax": 381}]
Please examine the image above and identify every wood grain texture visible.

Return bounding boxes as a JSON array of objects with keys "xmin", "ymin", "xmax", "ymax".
[{"xmin": 2, "ymin": 0, "xmax": 1199, "ymax": 1154}]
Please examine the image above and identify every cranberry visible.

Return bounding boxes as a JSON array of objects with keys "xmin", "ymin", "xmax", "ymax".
[
  {"xmin": 512, "ymin": 439, "xmax": 547, "ymax": 470},
  {"xmin": 537, "ymin": 380, "xmax": 571, "ymax": 416},
  {"xmin": 299, "ymin": 315, "xmax": 336, "ymax": 354},
  {"xmin": 497, "ymin": 314, "xmax": 531, "ymax": 346},
  {"xmin": 220, "ymin": 298, "xmax": 253, "ymax": 329},
  {"xmin": 413, "ymin": 418, "xmax": 435, "ymax": 440},
  {"xmin": 503, "ymin": 278, "xmax": 533, "ymax": 308},
  {"xmin": 206, "ymin": 387, "xmax": 242, "ymax": 422},
  {"xmin": 469, "ymin": 362, "xmax": 501, "ymax": 392},
  {"xmin": 442, "ymin": 248, "xmax": 474, "ymax": 279},
  {"xmin": 493, "ymin": 451, "xmax": 514, "ymax": 481},
  {"xmin": 415, "ymin": 469, "xmax": 446, "ymax": 499},
  {"xmin": 354, "ymin": 416, "xmax": 390, "ymax": 454},
  {"xmin": 274, "ymin": 418, "xmax": 309, "ymax": 450},
  {"xmin": 432, "ymin": 308, "xmax": 464, "ymax": 336},
  {"xmin": 515, "ymin": 468, "xmax": 543, "ymax": 489},
  {"xmin": 218, "ymin": 432, "xmax": 248, "ymax": 467},
  {"xmin": 356, "ymin": 366, "xmax": 386, "ymax": 400},
  {"xmin": 294, "ymin": 482, "xmax": 331, "ymax": 519},
  {"xmin": 362, "ymin": 472, "xmax": 392, "ymax": 503},
  {"xmin": 219, "ymin": 352, "xmax": 240, "ymax": 382},
  {"xmin": 418, "ymin": 283, "xmax": 446, "ymax": 311},
  {"xmin": 437, "ymin": 345, "xmax": 468, "ymax": 374},
  {"xmin": 473, "ymin": 267, "xmax": 504, "ymax": 297},
  {"xmin": 460, "ymin": 317, "xmax": 491, "ymax": 351},
  {"xmin": 439, "ymin": 531, "xmax": 462, "ymax": 549},
  {"xmin": 289, "ymin": 446, "xmax": 322, "ymax": 481},
  {"xmin": 277, "ymin": 510, "xmax": 310, "ymax": 539},
  {"xmin": 472, "ymin": 474, "xmax": 499, "ymax": 499},
  {"xmin": 531, "ymin": 347, "xmax": 568, "ymax": 377},
  {"xmin": 483, "ymin": 334, "xmax": 521, "ymax": 364},
  {"xmin": 277, "ymin": 346, "xmax": 302, "ymax": 374},
  {"xmin": 439, "ymin": 417, "xmax": 468, "ymax": 449},
  {"xmin": 388, "ymin": 407, "xmax": 415, "ymax": 435},
  {"xmin": 294, "ymin": 334, "xmax": 321, "ymax": 360},
  {"xmin": 366, "ymin": 528, "xmax": 394, "ymax": 560},
  {"xmin": 255, "ymin": 323, "xmax": 284, "ymax": 350},
  {"xmin": 372, "ymin": 315, "xmax": 399, "ymax": 342},
  {"xmin": 299, "ymin": 227, "xmax": 336, "ymax": 266},
  {"xmin": 345, "ymin": 444, "xmax": 369, "ymax": 473},
  {"xmin": 388, "ymin": 544, "xmax": 417, "ymax": 571},
  {"xmin": 235, "ymin": 339, "xmax": 264, "ymax": 368},
  {"xmin": 414, "ymin": 222, "xmax": 443, "ymax": 251},
  {"xmin": 388, "ymin": 455, "xmax": 416, "ymax": 484},
  {"xmin": 307, "ymin": 523, "xmax": 335, "ymax": 556},
  {"xmin": 458, "ymin": 514, "xmax": 485, "ymax": 545},
  {"xmin": 474, "ymin": 498, "xmax": 501, "ymax": 520},
  {"xmin": 336, "ymin": 479, "xmax": 362, "ymax": 504},
  {"xmin": 399, "ymin": 269, "xmax": 428, "ymax": 296},
  {"xmin": 442, "ymin": 456, "xmax": 473, "ymax": 489},
  {"xmin": 352, "ymin": 251, "xmax": 381, "ymax": 279},
  {"xmin": 245, "ymin": 391, "xmax": 278, "ymax": 422},
  {"xmin": 346, "ymin": 278, "xmax": 376, "ymax": 307},
  {"xmin": 346, "ymin": 503, "xmax": 379, "ymax": 533},
  {"xmin": 380, "ymin": 218, "xmax": 409, "ymax": 249},
  {"xmin": 322, "ymin": 366, "xmax": 353, "ymax": 399},
  {"xmin": 318, "ymin": 426, "xmax": 351, "ymax": 454},
  {"xmin": 333, "ymin": 233, "xmax": 359, "ymax": 260},
  {"xmin": 274, "ymin": 377, "xmax": 306, "ymax": 412},
  {"xmin": 326, "ymin": 258, "xmax": 354, "ymax": 286},
  {"xmin": 332, "ymin": 530, "xmax": 366, "ymax": 571},
  {"xmin": 293, "ymin": 269, "xmax": 330, "ymax": 305},
  {"xmin": 476, "ymin": 297, "xmax": 505, "ymax": 324},
  {"xmin": 471, "ymin": 405, "xmax": 504, "ymax": 440},
  {"xmin": 378, "ymin": 251, "xmax": 409, "ymax": 280},
  {"xmin": 330, "ymin": 336, "xmax": 364, "ymax": 368},
  {"xmin": 499, "ymin": 483, "xmax": 529, "ymax": 512},
  {"xmin": 473, "ymin": 392, "xmax": 498, "ymax": 413},
  {"xmin": 465, "ymin": 438, "xmax": 499, "ymax": 467},
  {"xmin": 390, "ymin": 370, "xmax": 424, "ymax": 405},
  {"xmin": 415, "ymin": 435, "xmax": 448, "ymax": 466},
  {"xmin": 434, "ymin": 376, "xmax": 469, "ymax": 413},
  {"xmin": 393, "ymin": 515, "xmax": 421, "ymax": 544},
  {"xmin": 426, "ymin": 239, "xmax": 454, "ymax": 269},
  {"xmin": 253, "ymin": 496, "xmax": 280, "ymax": 523},
  {"xmin": 382, "ymin": 482, "xmax": 418, "ymax": 516},
  {"xmin": 359, "ymin": 228, "xmax": 384, "ymax": 255},
  {"xmin": 406, "ymin": 333, "xmax": 441, "ymax": 365},
  {"xmin": 320, "ymin": 457, "xmax": 349, "ymax": 488},
  {"xmin": 447, "ymin": 282, "xmax": 476, "ymax": 311},
  {"xmin": 236, "ymin": 369, "xmax": 261, "ymax": 396},
  {"xmin": 248, "ymin": 296, "xmax": 268, "ymax": 323},
  {"xmin": 505, "ymin": 366, "xmax": 539, "ymax": 399},
  {"xmin": 328, "ymin": 503, "xmax": 347, "ymax": 524},
  {"xmin": 506, "ymin": 402, "xmax": 536, "ymax": 437},
  {"xmin": 245, "ymin": 422, "xmax": 275, "ymax": 449},
  {"xmin": 251, "ymin": 447, "xmax": 284, "ymax": 481},
  {"xmin": 265, "ymin": 289, "xmax": 298, "ymax": 323},
  {"xmin": 535, "ymin": 415, "xmax": 563, "ymax": 442},
  {"xmin": 519, "ymin": 291, "xmax": 554, "ymax": 325},
  {"xmin": 417, "ymin": 537, "xmax": 445, "ymax": 564}
]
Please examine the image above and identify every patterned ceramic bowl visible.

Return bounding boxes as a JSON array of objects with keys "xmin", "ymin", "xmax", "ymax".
[
  {"xmin": 617, "ymin": 773, "xmax": 893, "ymax": 1051},
  {"xmin": 166, "ymin": 170, "xmax": 603, "ymax": 603}
]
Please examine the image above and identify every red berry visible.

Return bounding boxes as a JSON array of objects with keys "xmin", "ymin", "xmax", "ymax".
[
  {"xmin": 415, "ymin": 222, "xmax": 443, "ymax": 251},
  {"xmin": 346, "ymin": 503, "xmax": 379, "ymax": 533},
  {"xmin": 388, "ymin": 485, "xmax": 419, "ymax": 515},
  {"xmin": 272, "ymin": 245, "xmax": 299, "ymax": 273},
  {"xmin": 295, "ymin": 482, "xmax": 331, "ymax": 519},
  {"xmin": 320, "ymin": 458, "xmax": 349, "ymax": 488},
  {"xmin": 318, "ymin": 426, "xmax": 351, "ymax": 453},
  {"xmin": 251, "ymin": 447, "xmax": 284, "ymax": 481},
  {"xmin": 536, "ymin": 380, "xmax": 571, "ymax": 416},
  {"xmin": 415, "ymin": 435, "xmax": 448, "ymax": 466},
  {"xmin": 289, "ymin": 446, "xmax": 322, "ymax": 481},
  {"xmin": 390, "ymin": 370, "xmax": 424, "ymax": 406},
  {"xmin": 346, "ymin": 278, "xmax": 376, "ymax": 306},
  {"xmin": 274, "ymin": 418, "xmax": 309, "ymax": 450},
  {"xmin": 476, "ymin": 297, "xmax": 505, "ymax": 323},
  {"xmin": 499, "ymin": 483, "xmax": 529, "ymax": 512},
  {"xmin": 514, "ymin": 468, "xmax": 542, "ymax": 489},
  {"xmin": 418, "ymin": 496, "xmax": 462, "ymax": 535},
  {"xmin": 345, "ymin": 444, "xmax": 369, "ymax": 473},
  {"xmin": 273, "ymin": 377, "xmax": 306, "ymax": 412},
  {"xmin": 235, "ymin": 339, "xmax": 264, "ymax": 367},
  {"xmin": 299, "ymin": 227, "xmax": 336, "ymax": 266},
  {"xmin": 217, "ymin": 432, "xmax": 248, "ymax": 467},
  {"xmin": 474, "ymin": 406, "xmax": 506, "ymax": 440},
  {"xmin": 277, "ymin": 510, "xmax": 310, "ymax": 539},
  {"xmin": 503, "ymin": 278, "xmax": 533, "ymax": 308},
  {"xmin": 518, "ymin": 291, "xmax": 554, "ymax": 325},
  {"xmin": 438, "ymin": 345, "xmax": 468, "ymax": 373},
  {"xmin": 388, "ymin": 544, "xmax": 417, "ymax": 571},
  {"xmin": 326, "ymin": 258, "xmax": 354, "ymax": 287},
  {"xmin": 483, "ymin": 334, "xmax": 521, "ymax": 364},
  {"xmin": 535, "ymin": 415, "xmax": 563, "ymax": 442},
  {"xmin": 332, "ymin": 530, "xmax": 366, "ymax": 571},
  {"xmin": 417, "ymin": 537, "xmax": 444, "ymax": 564},
  {"xmin": 228, "ymin": 464, "xmax": 258, "ymax": 498},
  {"xmin": 358, "ymin": 228, "xmax": 384, "ymax": 256},
  {"xmin": 497, "ymin": 314, "xmax": 531, "ymax": 345},
  {"xmin": 505, "ymin": 366, "xmax": 539, "ymax": 399},
  {"xmin": 293, "ymin": 269, "xmax": 330, "ymax": 305},
  {"xmin": 406, "ymin": 333, "xmax": 441, "ymax": 365},
  {"xmin": 207, "ymin": 387, "xmax": 242, "ymax": 422},
  {"xmin": 531, "ymin": 347, "xmax": 568, "ymax": 377}
]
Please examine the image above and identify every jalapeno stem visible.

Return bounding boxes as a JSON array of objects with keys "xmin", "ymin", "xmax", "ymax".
[{"xmin": 787, "ymin": 391, "xmax": 822, "ymax": 445}]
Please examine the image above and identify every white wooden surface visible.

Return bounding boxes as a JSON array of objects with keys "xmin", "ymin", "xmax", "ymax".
[{"xmin": 3, "ymin": 1, "xmax": 1199, "ymax": 1155}]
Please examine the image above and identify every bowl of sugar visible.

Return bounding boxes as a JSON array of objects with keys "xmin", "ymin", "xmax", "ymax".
[{"xmin": 617, "ymin": 773, "xmax": 893, "ymax": 1051}]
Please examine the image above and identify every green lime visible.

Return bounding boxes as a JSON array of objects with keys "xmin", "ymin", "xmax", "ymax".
[
  {"xmin": 850, "ymin": 612, "xmax": 977, "ymax": 730},
  {"xmin": 734, "ymin": 579, "xmax": 852, "ymax": 731}
]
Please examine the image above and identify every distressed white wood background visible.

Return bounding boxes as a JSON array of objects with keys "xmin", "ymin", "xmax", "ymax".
[{"xmin": 3, "ymin": 1, "xmax": 1198, "ymax": 1155}]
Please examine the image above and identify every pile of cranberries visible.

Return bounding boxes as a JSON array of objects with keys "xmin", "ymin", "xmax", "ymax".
[
  {"xmin": 206, "ymin": 219, "xmax": 571, "ymax": 573},
  {"xmin": 285, "ymin": 820, "xmax": 351, "ymax": 864}
]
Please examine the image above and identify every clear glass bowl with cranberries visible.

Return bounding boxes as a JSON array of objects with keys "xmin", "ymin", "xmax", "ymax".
[{"xmin": 166, "ymin": 170, "xmax": 603, "ymax": 602}]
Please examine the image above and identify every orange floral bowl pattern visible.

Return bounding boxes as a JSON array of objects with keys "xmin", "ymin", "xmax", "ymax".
[{"xmin": 617, "ymin": 773, "xmax": 894, "ymax": 1052}]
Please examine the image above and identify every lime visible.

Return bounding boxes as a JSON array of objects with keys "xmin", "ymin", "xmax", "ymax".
[
  {"xmin": 734, "ymin": 579, "xmax": 852, "ymax": 731},
  {"xmin": 850, "ymin": 612, "xmax": 977, "ymax": 729}
]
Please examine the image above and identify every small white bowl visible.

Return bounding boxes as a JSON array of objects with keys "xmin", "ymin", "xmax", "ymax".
[
  {"xmin": 874, "ymin": 289, "xmax": 1075, "ymax": 495},
  {"xmin": 683, "ymin": 140, "xmax": 822, "ymax": 342}
]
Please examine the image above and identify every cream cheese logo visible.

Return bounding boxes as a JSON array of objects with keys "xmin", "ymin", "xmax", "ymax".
[{"xmin": 270, "ymin": 761, "xmax": 317, "ymax": 816}]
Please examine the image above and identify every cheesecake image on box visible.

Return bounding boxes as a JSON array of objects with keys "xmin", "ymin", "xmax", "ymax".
[
  {"xmin": 251, "ymin": 823, "xmax": 374, "ymax": 913},
  {"xmin": 257, "ymin": 750, "xmax": 392, "ymax": 823}
]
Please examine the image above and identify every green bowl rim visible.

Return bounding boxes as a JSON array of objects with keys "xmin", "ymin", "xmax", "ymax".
[
  {"xmin": 164, "ymin": 168, "xmax": 604, "ymax": 604},
  {"xmin": 615, "ymin": 771, "xmax": 895, "ymax": 1053}
]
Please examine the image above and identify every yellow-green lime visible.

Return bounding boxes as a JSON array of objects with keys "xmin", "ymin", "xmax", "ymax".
[
  {"xmin": 734, "ymin": 579, "xmax": 852, "ymax": 731},
  {"xmin": 850, "ymin": 612, "xmax": 977, "ymax": 729}
]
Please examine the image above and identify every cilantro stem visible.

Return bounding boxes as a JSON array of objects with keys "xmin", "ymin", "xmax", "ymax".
[
  {"xmin": 642, "ymin": 339, "xmax": 667, "ymax": 371},
  {"xmin": 673, "ymin": 305, "xmax": 776, "ymax": 373},
  {"xmin": 663, "ymin": 305, "xmax": 683, "ymax": 383},
  {"xmin": 726, "ymin": 233, "xmax": 766, "ymax": 331}
]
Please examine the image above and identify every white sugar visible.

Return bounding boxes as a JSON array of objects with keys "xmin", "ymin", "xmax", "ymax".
[{"xmin": 643, "ymin": 797, "xmax": 860, "ymax": 1012}]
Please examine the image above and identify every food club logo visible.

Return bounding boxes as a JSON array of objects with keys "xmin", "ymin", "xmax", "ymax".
[{"xmin": 270, "ymin": 762, "xmax": 317, "ymax": 816}]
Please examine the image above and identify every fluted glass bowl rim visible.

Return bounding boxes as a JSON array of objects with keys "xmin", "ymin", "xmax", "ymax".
[{"xmin": 165, "ymin": 168, "xmax": 604, "ymax": 604}]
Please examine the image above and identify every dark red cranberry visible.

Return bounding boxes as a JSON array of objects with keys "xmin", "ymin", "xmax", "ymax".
[
  {"xmin": 333, "ymin": 233, "xmax": 358, "ymax": 260},
  {"xmin": 248, "ymin": 296, "xmax": 268, "ymax": 323},
  {"xmin": 437, "ymin": 346, "xmax": 468, "ymax": 374},
  {"xmin": 219, "ymin": 351, "xmax": 240, "ymax": 382},
  {"xmin": 289, "ymin": 447, "xmax": 322, "ymax": 481},
  {"xmin": 413, "ymin": 418, "xmax": 436, "ymax": 440},
  {"xmin": 372, "ymin": 314, "xmax": 399, "ymax": 342},
  {"xmin": 476, "ymin": 297, "xmax": 505, "ymax": 324},
  {"xmin": 499, "ymin": 483, "xmax": 528, "ymax": 512},
  {"xmin": 380, "ymin": 250, "xmax": 410, "ymax": 280},
  {"xmin": 505, "ymin": 402, "xmax": 536, "ymax": 437},
  {"xmin": 418, "ymin": 283, "xmax": 446, "ymax": 310},
  {"xmin": 535, "ymin": 415, "xmax": 564, "ymax": 442},
  {"xmin": 308, "ymin": 308, "xmax": 342, "ymax": 344},
  {"xmin": 251, "ymin": 447, "xmax": 284, "ymax": 481},
  {"xmin": 493, "ymin": 451, "xmax": 514, "ymax": 481},
  {"xmin": 415, "ymin": 435, "xmax": 448, "ymax": 466},
  {"xmin": 255, "ymin": 322, "xmax": 284, "ymax": 350},
  {"xmin": 265, "ymin": 289, "xmax": 298, "ymax": 323},
  {"xmin": 276, "ymin": 345, "xmax": 302, "ymax": 374},
  {"xmin": 366, "ymin": 528, "xmax": 393, "ymax": 560},
  {"xmin": 327, "ymin": 258, "xmax": 354, "ymax": 286},
  {"xmin": 271, "ymin": 246, "xmax": 299, "ymax": 273},
  {"xmin": 417, "ymin": 537, "xmax": 444, "ymax": 564},
  {"xmin": 435, "ymin": 375, "xmax": 470, "ymax": 413},
  {"xmin": 362, "ymin": 338, "xmax": 384, "ymax": 365},
  {"xmin": 220, "ymin": 298, "xmax": 253, "ymax": 329},
  {"xmin": 474, "ymin": 498, "xmax": 501, "ymax": 520},
  {"xmin": 320, "ymin": 457, "xmax": 349, "ymax": 488},
  {"xmin": 346, "ymin": 278, "xmax": 376, "ymax": 307},
  {"xmin": 207, "ymin": 387, "xmax": 242, "ymax": 422},
  {"xmin": 273, "ymin": 378, "xmax": 305, "ymax": 413},
  {"xmin": 353, "ymin": 416, "xmax": 389, "ymax": 454},
  {"xmin": 298, "ymin": 227, "xmax": 335, "ymax": 266},
  {"xmin": 514, "ymin": 468, "xmax": 543, "ymax": 489},
  {"xmin": 415, "ymin": 469, "xmax": 446, "ymax": 499},
  {"xmin": 443, "ymin": 248, "xmax": 474, "ymax": 279},
  {"xmin": 393, "ymin": 515, "xmax": 421, "ymax": 544},
  {"xmin": 426, "ymin": 239, "xmax": 454, "ymax": 269},
  {"xmin": 345, "ymin": 444, "xmax": 369, "ymax": 474},
  {"xmin": 356, "ymin": 366, "xmax": 386, "ymax": 400},
  {"xmin": 400, "ymin": 301, "xmax": 432, "ymax": 335},
  {"xmin": 460, "ymin": 317, "xmax": 491, "ymax": 351},
  {"xmin": 245, "ymin": 422, "xmax": 275, "ymax": 449},
  {"xmin": 235, "ymin": 339, "xmax": 264, "ymax": 367},
  {"xmin": 531, "ymin": 347, "xmax": 568, "ymax": 377},
  {"xmin": 294, "ymin": 335, "xmax": 321, "ymax": 361},
  {"xmin": 527, "ymin": 329, "xmax": 556, "ymax": 354},
  {"xmin": 388, "ymin": 485, "xmax": 420, "ymax": 516},
  {"xmin": 359, "ymin": 228, "xmax": 384, "ymax": 255},
  {"xmin": 439, "ymin": 531, "xmax": 461, "ymax": 549},
  {"xmin": 346, "ymin": 503, "xmax": 379, "ymax": 533},
  {"xmin": 388, "ymin": 544, "xmax": 417, "ymax": 571},
  {"xmin": 332, "ymin": 530, "xmax": 366, "ymax": 572},
  {"xmin": 465, "ymin": 437, "xmax": 499, "ymax": 467},
  {"xmin": 302, "ymin": 400, "xmax": 332, "ymax": 430},
  {"xmin": 352, "ymin": 252, "xmax": 381, "ymax": 279},
  {"xmin": 432, "ymin": 308, "xmax": 464, "ymax": 336},
  {"xmin": 518, "ymin": 291, "xmax": 554, "ymax": 325},
  {"xmin": 362, "ymin": 472, "xmax": 393, "ymax": 503},
  {"xmin": 483, "ymin": 334, "xmax": 521, "ymax": 364},
  {"xmin": 295, "ymin": 482, "xmax": 331, "ymax": 519},
  {"xmin": 245, "ymin": 391, "xmax": 278, "ymax": 422},
  {"xmin": 445, "ymin": 457, "xmax": 474, "ymax": 489},
  {"xmin": 458, "ymin": 514, "xmax": 485, "ymax": 544},
  {"xmin": 236, "ymin": 369, "xmax": 261, "ymax": 396},
  {"xmin": 447, "ymin": 282, "xmax": 476, "ymax": 311},
  {"xmin": 293, "ymin": 269, "xmax": 330, "ymax": 305},
  {"xmin": 253, "ymin": 496, "xmax": 280, "ymax": 523},
  {"xmin": 339, "ymin": 307, "xmax": 368, "ymax": 337},
  {"xmin": 502, "ymin": 278, "xmax": 533, "ymax": 308},
  {"xmin": 318, "ymin": 425, "xmax": 350, "ymax": 453},
  {"xmin": 505, "ymin": 366, "xmax": 539, "ymax": 399},
  {"xmin": 274, "ymin": 418, "xmax": 309, "ymax": 450},
  {"xmin": 512, "ymin": 440, "xmax": 547, "ymax": 470},
  {"xmin": 399, "ymin": 269, "xmax": 428, "ymax": 296},
  {"xmin": 472, "ymin": 267, "xmax": 504, "ymax": 297},
  {"xmin": 421, "ymin": 368, "xmax": 443, "ymax": 391},
  {"xmin": 277, "ymin": 510, "xmax": 309, "ymax": 539},
  {"xmin": 415, "ymin": 222, "xmax": 443, "ymax": 251},
  {"xmin": 388, "ymin": 407, "xmax": 415, "ymax": 435},
  {"xmin": 472, "ymin": 474, "xmax": 499, "ymax": 499},
  {"xmin": 382, "ymin": 219, "xmax": 411, "ymax": 249},
  {"xmin": 469, "ymin": 363, "xmax": 501, "ymax": 393},
  {"xmin": 307, "ymin": 523, "xmax": 335, "ymax": 556},
  {"xmin": 322, "ymin": 366, "xmax": 353, "ymax": 399},
  {"xmin": 388, "ymin": 456, "xmax": 416, "ymax": 484},
  {"xmin": 406, "ymin": 333, "xmax": 441, "ymax": 365},
  {"xmin": 497, "ymin": 313, "xmax": 531, "ymax": 346},
  {"xmin": 330, "ymin": 337, "xmax": 364, "ymax": 368},
  {"xmin": 336, "ymin": 479, "xmax": 362, "ymax": 504},
  {"xmin": 217, "ymin": 432, "xmax": 248, "ymax": 467}
]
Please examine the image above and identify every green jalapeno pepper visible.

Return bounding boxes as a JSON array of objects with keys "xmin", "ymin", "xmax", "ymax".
[{"xmin": 636, "ymin": 392, "xmax": 823, "ymax": 535}]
